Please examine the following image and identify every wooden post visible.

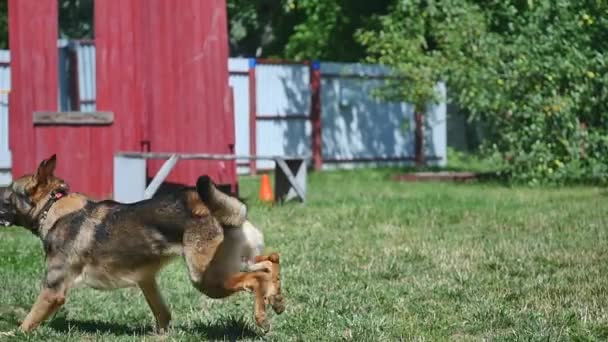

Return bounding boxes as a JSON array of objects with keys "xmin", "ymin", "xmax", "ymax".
[
  {"xmin": 310, "ymin": 61, "xmax": 322, "ymax": 171},
  {"xmin": 248, "ymin": 58, "xmax": 257, "ymax": 175},
  {"xmin": 68, "ymin": 46, "xmax": 81, "ymax": 111},
  {"xmin": 414, "ymin": 110, "xmax": 425, "ymax": 167}
]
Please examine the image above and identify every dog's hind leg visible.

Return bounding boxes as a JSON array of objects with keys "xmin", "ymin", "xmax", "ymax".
[
  {"xmin": 254, "ymin": 253, "xmax": 285, "ymax": 314},
  {"xmin": 139, "ymin": 278, "xmax": 172, "ymax": 333},
  {"xmin": 183, "ymin": 215, "xmax": 225, "ymax": 289},
  {"xmin": 242, "ymin": 260, "xmax": 273, "ymax": 273},
  {"xmin": 223, "ymin": 271, "xmax": 274, "ymax": 332}
]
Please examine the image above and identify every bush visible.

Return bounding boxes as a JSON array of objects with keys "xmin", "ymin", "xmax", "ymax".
[{"xmin": 358, "ymin": 0, "xmax": 608, "ymax": 185}]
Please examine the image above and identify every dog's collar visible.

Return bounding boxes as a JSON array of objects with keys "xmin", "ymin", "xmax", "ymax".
[{"xmin": 36, "ymin": 189, "xmax": 68, "ymax": 228}]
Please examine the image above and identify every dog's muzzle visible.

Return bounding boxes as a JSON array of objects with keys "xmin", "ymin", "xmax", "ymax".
[
  {"xmin": 0, "ymin": 189, "xmax": 14, "ymax": 226},
  {"xmin": 0, "ymin": 205, "xmax": 14, "ymax": 226},
  {"xmin": 0, "ymin": 209, "xmax": 12, "ymax": 226}
]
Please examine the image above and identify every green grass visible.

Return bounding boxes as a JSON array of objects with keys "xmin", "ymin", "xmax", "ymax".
[{"xmin": 1, "ymin": 168, "xmax": 608, "ymax": 341}]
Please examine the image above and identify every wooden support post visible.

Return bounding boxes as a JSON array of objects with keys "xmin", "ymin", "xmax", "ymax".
[
  {"xmin": 274, "ymin": 158, "xmax": 307, "ymax": 203},
  {"xmin": 248, "ymin": 58, "xmax": 257, "ymax": 175},
  {"xmin": 144, "ymin": 154, "xmax": 180, "ymax": 199},
  {"xmin": 310, "ymin": 61, "xmax": 322, "ymax": 171},
  {"xmin": 414, "ymin": 111, "xmax": 425, "ymax": 167}
]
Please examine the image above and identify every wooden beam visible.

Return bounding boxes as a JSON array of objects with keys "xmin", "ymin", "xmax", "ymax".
[
  {"xmin": 33, "ymin": 111, "xmax": 114, "ymax": 126},
  {"xmin": 115, "ymin": 151, "xmax": 310, "ymax": 161}
]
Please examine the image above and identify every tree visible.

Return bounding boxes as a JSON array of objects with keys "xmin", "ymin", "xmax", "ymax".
[
  {"xmin": 58, "ymin": 0, "xmax": 94, "ymax": 39},
  {"xmin": 227, "ymin": 0, "xmax": 295, "ymax": 57},
  {"xmin": 0, "ymin": 0, "xmax": 7, "ymax": 49},
  {"xmin": 227, "ymin": 0, "xmax": 392, "ymax": 61},
  {"xmin": 0, "ymin": 0, "xmax": 390, "ymax": 62},
  {"xmin": 357, "ymin": 0, "xmax": 487, "ymax": 164},
  {"xmin": 358, "ymin": 0, "xmax": 608, "ymax": 184},
  {"xmin": 283, "ymin": 0, "xmax": 393, "ymax": 61}
]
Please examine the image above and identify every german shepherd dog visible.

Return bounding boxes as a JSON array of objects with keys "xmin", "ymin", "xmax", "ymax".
[{"xmin": 0, "ymin": 155, "xmax": 284, "ymax": 333}]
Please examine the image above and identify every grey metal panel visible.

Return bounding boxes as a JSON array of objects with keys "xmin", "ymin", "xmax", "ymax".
[
  {"xmin": 320, "ymin": 62, "xmax": 447, "ymax": 167},
  {"xmin": 75, "ymin": 41, "xmax": 96, "ymax": 112},
  {"xmin": 321, "ymin": 62, "xmax": 392, "ymax": 78},
  {"xmin": 256, "ymin": 119, "xmax": 311, "ymax": 170},
  {"xmin": 57, "ymin": 40, "xmax": 96, "ymax": 112},
  {"xmin": 228, "ymin": 57, "xmax": 249, "ymax": 73},
  {"xmin": 256, "ymin": 63, "xmax": 310, "ymax": 116},
  {"xmin": 113, "ymin": 156, "xmax": 147, "ymax": 203},
  {"xmin": 0, "ymin": 49, "xmax": 11, "ymax": 185},
  {"xmin": 229, "ymin": 58, "xmax": 250, "ymax": 174},
  {"xmin": 254, "ymin": 63, "xmax": 311, "ymax": 170},
  {"xmin": 426, "ymin": 82, "xmax": 447, "ymax": 166},
  {"xmin": 320, "ymin": 74, "xmax": 414, "ymax": 162},
  {"xmin": 228, "ymin": 58, "xmax": 251, "ymax": 174},
  {"xmin": 57, "ymin": 39, "xmax": 71, "ymax": 111}
]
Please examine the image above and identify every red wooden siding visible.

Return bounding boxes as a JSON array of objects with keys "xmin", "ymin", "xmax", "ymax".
[
  {"xmin": 93, "ymin": 0, "xmax": 147, "ymax": 198},
  {"xmin": 96, "ymin": 0, "xmax": 236, "ymax": 190},
  {"xmin": 9, "ymin": 0, "xmax": 236, "ymax": 198},
  {"xmin": 8, "ymin": 0, "xmax": 59, "ymax": 177},
  {"xmin": 9, "ymin": 0, "xmax": 114, "ymax": 197}
]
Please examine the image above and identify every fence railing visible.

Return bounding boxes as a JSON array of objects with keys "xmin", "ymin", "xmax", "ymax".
[{"xmin": 0, "ymin": 42, "xmax": 447, "ymax": 183}]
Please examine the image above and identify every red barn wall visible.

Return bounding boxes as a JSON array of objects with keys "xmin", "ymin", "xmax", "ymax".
[
  {"xmin": 96, "ymin": 0, "xmax": 237, "ymax": 191},
  {"xmin": 9, "ymin": 0, "xmax": 236, "ymax": 198},
  {"xmin": 8, "ymin": 0, "xmax": 96, "ymax": 196},
  {"xmin": 8, "ymin": 0, "xmax": 59, "ymax": 177}
]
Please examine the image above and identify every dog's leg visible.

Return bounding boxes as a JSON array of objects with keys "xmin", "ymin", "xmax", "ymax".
[
  {"xmin": 242, "ymin": 260, "xmax": 273, "ymax": 273},
  {"xmin": 254, "ymin": 253, "xmax": 285, "ymax": 314},
  {"xmin": 20, "ymin": 288, "xmax": 66, "ymax": 332},
  {"xmin": 183, "ymin": 215, "xmax": 224, "ymax": 289},
  {"xmin": 139, "ymin": 278, "xmax": 171, "ymax": 333},
  {"xmin": 223, "ymin": 271, "xmax": 273, "ymax": 332}
]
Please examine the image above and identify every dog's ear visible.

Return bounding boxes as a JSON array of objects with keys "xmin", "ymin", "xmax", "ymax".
[{"xmin": 35, "ymin": 154, "xmax": 57, "ymax": 184}]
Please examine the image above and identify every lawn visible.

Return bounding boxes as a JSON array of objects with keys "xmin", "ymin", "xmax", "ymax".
[{"xmin": 1, "ymin": 168, "xmax": 607, "ymax": 341}]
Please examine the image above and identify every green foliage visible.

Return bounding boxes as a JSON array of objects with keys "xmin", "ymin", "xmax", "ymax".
[
  {"xmin": 0, "ymin": 0, "xmax": 6, "ymax": 49},
  {"xmin": 283, "ymin": 0, "xmax": 392, "ymax": 61},
  {"xmin": 359, "ymin": 0, "xmax": 608, "ymax": 184},
  {"xmin": 227, "ymin": 0, "xmax": 297, "ymax": 58},
  {"xmin": 446, "ymin": 147, "xmax": 498, "ymax": 173},
  {"xmin": 357, "ymin": 0, "xmax": 486, "ymax": 112},
  {"xmin": 227, "ymin": 0, "xmax": 393, "ymax": 61},
  {"xmin": 58, "ymin": 0, "xmax": 94, "ymax": 39}
]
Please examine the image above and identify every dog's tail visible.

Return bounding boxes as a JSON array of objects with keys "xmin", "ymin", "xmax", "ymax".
[{"xmin": 196, "ymin": 175, "xmax": 247, "ymax": 227}]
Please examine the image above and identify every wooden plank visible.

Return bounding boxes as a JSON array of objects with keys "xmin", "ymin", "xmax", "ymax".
[
  {"xmin": 144, "ymin": 154, "xmax": 180, "ymax": 199},
  {"xmin": 275, "ymin": 158, "xmax": 306, "ymax": 202},
  {"xmin": 33, "ymin": 111, "xmax": 114, "ymax": 125},
  {"xmin": 115, "ymin": 151, "xmax": 310, "ymax": 161}
]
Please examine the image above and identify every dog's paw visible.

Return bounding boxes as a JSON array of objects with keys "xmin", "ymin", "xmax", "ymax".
[
  {"xmin": 270, "ymin": 294, "xmax": 285, "ymax": 315},
  {"xmin": 268, "ymin": 253, "xmax": 280, "ymax": 264},
  {"xmin": 155, "ymin": 326, "xmax": 170, "ymax": 335},
  {"xmin": 255, "ymin": 317, "xmax": 271, "ymax": 334}
]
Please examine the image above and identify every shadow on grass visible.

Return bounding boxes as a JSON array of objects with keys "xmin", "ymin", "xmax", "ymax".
[
  {"xmin": 183, "ymin": 316, "xmax": 260, "ymax": 340},
  {"xmin": 49, "ymin": 317, "xmax": 153, "ymax": 335},
  {"xmin": 49, "ymin": 315, "xmax": 260, "ymax": 340}
]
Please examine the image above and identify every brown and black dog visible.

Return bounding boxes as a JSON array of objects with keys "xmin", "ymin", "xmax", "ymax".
[{"xmin": 0, "ymin": 155, "xmax": 284, "ymax": 333}]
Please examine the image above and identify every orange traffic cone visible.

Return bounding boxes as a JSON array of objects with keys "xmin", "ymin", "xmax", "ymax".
[{"xmin": 259, "ymin": 174, "xmax": 274, "ymax": 203}]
